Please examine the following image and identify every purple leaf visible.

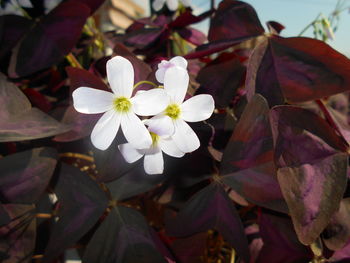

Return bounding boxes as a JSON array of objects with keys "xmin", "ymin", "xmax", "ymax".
[
  {"xmin": 9, "ymin": 0, "xmax": 90, "ymax": 77},
  {"xmin": 247, "ymin": 36, "xmax": 350, "ymax": 106},
  {"xmin": 0, "ymin": 74, "xmax": 69, "ymax": 142},
  {"xmin": 169, "ymin": 10, "xmax": 213, "ymax": 28},
  {"xmin": 196, "ymin": 52, "xmax": 245, "ymax": 108},
  {"xmin": 270, "ymin": 106, "xmax": 349, "ymax": 245},
  {"xmin": 0, "ymin": 15, "xmax": 33, "ymax": 59},
  {"xmin": 323, "ymin": 198, "xmax": 350, "ymax": 251},
  {"xmin": 177, "ymin": 27, "xmax": 207, "ymax": 46},
  {"xmin": 124, "ymin": 27, "xmax": 165, "ymax": 49},
  {"xmin": 75, "ymin": 0, "xmax": 105, "ymax": 14},
  {"xmin": 220, "ymin": 95, "xmax": 287, "ymax": 213},
  {"xmin": 82, "ymin": 206, "xmax": 166, "ymax": 263},
  {"xmin": 208, "ymin": 0, "xmax": 264, "ymax": 42},
  {"xmin": 257, "ymin": 213, "xmax": 313, "ymax": 263},
  {"xmin": 166, "ymin": 183, "xmax": 250, "ymax": 263},
  {"xmin": 43, "ymin": 164, "xmax": 109, "ymax": 262},
  {"xmin": 0, "ymin": 147, "xmax": 57, "ymax": 204},
  {"xmin": 0, "ymin": 204, "xmax": 36, "ymax": 262},
  {"xmin": 266, "ymin": 21, "xmax": 285, "ymax": 35}
]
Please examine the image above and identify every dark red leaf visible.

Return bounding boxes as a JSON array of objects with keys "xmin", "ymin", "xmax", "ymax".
[
  {"xmin": 169, "ymin": 10, "xmax": 212, "ymax": 28},
  {"xmin": 43, "ymin": 164, "xmax": 109, "ymax": 262},
  {"xmin": 0, "ymin": 204, "xmax": 36, "ymax": 262},
  {"xmin": 220, "ymin": 95, "xmax": 287, "ymax": 213},
  {"xmin": 247, "ymin": 36, "xmax": 350, "ymax": 105},
  {"xmin": 0, "ymin": 74, "xmax": 69, "ymax": 142},
  {"xmin": 270, "ymin": 106, "xmax": 349, "ymax": 245},
  {"xmin": 75, "ymin": 0, "xmax": 105, "ymax": 14},
  {"xmin": 0, "ymin": 147, "xmax": 57, "ymax": 204},
  {"xmin": 22, "ymin": 88, "xmax": 52, "ymax": 112},
  {"xmin": 0, "ymin": 15, "xmax": 33, "ymax": 59},
  {"xmin": 266, "ymin": 21, "xmax": 285, "ymax": 35},
  {"xmin": 257, "ymin": 213, "xmax": 312, "ymax": 263},
  {"xmin": 323, "ymin": 198, "xmax": 350, "ymax": 251},
  {"xmin": 166, "ymin": 183, "xmax": 250, "ymax": 263},
  {"xmin": 9, "ymin": 0, "xmax": 90, "ymax": 77},
  {"xmin": 177, "ymin": 27, "xmax": 207, "ymax": 46},
  {"xmin": 196, "ymin": 51, "xmax": 245, "ymax": 108},
  {"xmin": 124, "ymin": 27, "xmax": 165, "ymax": 49},
  {"xmin": 83, "ymin": 206, "xmax": 166, "ymax": 263},
  {"xmin": 208, "ymin": 0, "xmax": 264, "ymax": 42}
]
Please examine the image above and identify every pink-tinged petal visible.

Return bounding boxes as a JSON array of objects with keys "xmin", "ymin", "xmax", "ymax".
[
  {"xmin": 72, "ymin": 87, "xmax": 114, "ymax": 114},
  {"xmin": 121, "ymin": 112, "xmax": 152, "ymax": 149},
  {"xmin": 106, "ymin": 56, "xmax": 134, "ymax": 98},
  {"xmin": 170, "ymin": 56, "xmax": 187, "ymax": 69},
  {"xmin": 91, "ymin": 110, "xmax": 121, "ymax": 150},
  {"xmin": 144, "ymin": 147, "xmax": 164, "ymax": 174},
  {"xmin": 118, "ymin": 143, "xmax": 144, "ymax": 163},
  {"xmin": 166, "ymin": 0, "xmax": 178, "ymax": 11},
  {"xmin": 155, "ymin": 67, "xmax": 167, "ymax": 83},
  {"xmin": 145, "ymin": 115, "xmax": 174, "ymax": 137},
  {"xmin": 173, "ymin": 119, "xmax": 200, "ymax": 153},
  {"xmin": 131, "ymin": 89, "xmax": 169, "ymax": 116},
  {"xmin": 164, "ymin": 66, "xmax": 189, "ymax": 104},
  {"xmin": 153, "ymin": 0, "xmax": 166, "ymax": 11},
  {"xmin": 181, "ymin": 94, "xmax": 215, "ymax": 122},
  {"xmin": 160, "ymin": 137, "xmax": 185, "ymax": 157}
]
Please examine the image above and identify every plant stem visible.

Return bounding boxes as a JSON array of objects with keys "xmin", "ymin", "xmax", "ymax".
[
  {"xmin": 66, "ymin": 53, "xmax": 83, "ymax": 69},
  {"xmin": 133, "ymin": 80, "xmax": 158, "ymax": 89},
  {"xmin": 298, "ymin": 13, "xmax": 321, "ymax": 36}
]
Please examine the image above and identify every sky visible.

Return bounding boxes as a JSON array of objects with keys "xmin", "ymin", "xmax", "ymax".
[
  {"xmin": 194, "ymin": 0, "xmax": 350, "ymax": 56},
  {"xmin": 134, "ymin": 0, "xmax": 350, "ymax": 56}
]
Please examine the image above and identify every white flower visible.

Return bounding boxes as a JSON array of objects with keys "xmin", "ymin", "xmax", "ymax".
[
  {"xmin": 155, "ymin": 56, "xmax": 188, "ymax": 84},
  {"xmin": 153, "ymin": 0, "xmax": 191, "ymax": 11},
  {"xmin": 118, "ymin": 116, "xmax": 184, "ymax": 175},
  {"xmin": 73, "ymin": 56, "xmax": 169, "ymax": 151},
  {"xmin": 155, "ymin": 66, "xmax": 215, "ymax": 153}
]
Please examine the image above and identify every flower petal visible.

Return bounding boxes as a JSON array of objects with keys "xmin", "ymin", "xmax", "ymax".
[
  {"xmin": 131, "ymin": 89, "xmax": 169, "ymax": 116},
  {"xmin": 144, "ymin": 147, "xmax": 164, "ymax": 174},
  {"xmin": 118, "ymin": 143, "xmax": 144, "ymax": 163},
  {"xmin": 170, "ymin": 56, "xmax": 187, "ymax": 69},
  {"xmin": 155, "ymin": 67, "xmax": 167, "ymax": 83},
  {"xmin": 180, "ymin": 0, "xmax": 191, "ymax": 7},
  {"xmin": 91, "ymin": 110, "xmax": 121, "ymax": 150},
  {"xmin": 173, "ymin": 119, "xmax": 200, "ymax": 153},
  {"xmin": 160, "ymin": 137, "xmax": 185, "ymax": 158},
  {"xmin": 121, "ymin": 112, "xmax": 152, "ymax": 149},
  {"xmin": 106, "ymin": 56, "xmax": 134, "ymax": 97},
  {"xmin": 152, "ymin": 0, "xmax": 166, "ymax": 11},
  {"xmin": 164, "ymin": 66, "xmax": 189, "ymax": 104},
  {"xmin": 181, "ymin": 94, "xmax": 215, "ymax": 122},
  {"xmin": 72, "ymin": 87, "xmax": 114, "ymax": 114},
  {"xmin": 166, "ymin": 0, "xmax": 178, "ymax": 11},
  {"xmin": 145, "ymin": 115, "xmax": 174, "ymax": 137}
]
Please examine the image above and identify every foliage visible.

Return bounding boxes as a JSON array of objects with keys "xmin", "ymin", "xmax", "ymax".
[{"xmin": 1, "ymin": 0, "xmax": 350, "ymax": 262}]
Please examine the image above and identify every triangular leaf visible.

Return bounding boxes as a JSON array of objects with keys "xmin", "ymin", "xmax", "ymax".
[
  {"xmin": 43, "ymin": 164, "xmax": 109, "ymax": 262},
  {"xmin": 0, "ymin": 147, "xmax": 57, "ymax": 204}
]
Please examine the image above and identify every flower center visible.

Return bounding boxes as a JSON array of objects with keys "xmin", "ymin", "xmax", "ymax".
[
  {"xmin": 150, "ymin": 132, "xmax": 159, "ymax": 146},
  {"xmin": 113, "ymin": 97, "xmax": 131, "ymax": 113},
  {"xmin": 165, "ymin": 104, "xmax": 181, "ymax": 120}
]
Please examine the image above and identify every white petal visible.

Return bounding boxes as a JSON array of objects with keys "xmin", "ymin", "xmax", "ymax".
[
  {"xmin": 164, "ymin": 67, "xmax": 189, "ymax": 104},
  {"xmin": 155, "ymin": 67, "xmax": 167, "ymax": 83},
  {"xmin": 72, "ymin": 87, "xmax": 114, "ymax": 114},
  {"xmin": 173, "ymin": 119, "xmax": 200, "ymax": 153},
  {"xmin": 121, "ymin": 112, "xmax": 152, "ymax": 149},
  {"xmin": 152, "ymin": 0, "xmax": 166, "ymax": 11},
  {"xmin": 118, "ymin": 143, "xmax": 144, "ymax": 163},
  {"xmin": 181, "ymin": 94, "xmax": 215, "ymax": 122},
  {"xmin": 145, "ymin": 115, "xmax": 174, "ymax": 137},
  {"xmin": 160, "ymin": 137, "xmax": 185, "ymax": 157},
  {"xmin": 166, "ymin": 0, "xmax": 178, "ymax": 11},
  {"xmin": 106, "ymin": 56, "xmax": 134, "ymax": 97},
  {"xmin": 180, "ymin": 0, "xmax": 191, "ymax": 7},
  {"xmin": 169, "ymin": 56, "xmax": 187, "ymax": 69},
  {"xmin": 131, "ymin": 89, "xmax": 169, "ymax": 116},
  {"xmin": 91, "ymin": 110, "xmax": 121, "ymax": 150},
  {"xmin": 144, "ymin": 148, "xmax": 164, "ymax": 175},
  {"xmin": 18, "ymin": 0, "xmax": 33, "ymax": 8}
]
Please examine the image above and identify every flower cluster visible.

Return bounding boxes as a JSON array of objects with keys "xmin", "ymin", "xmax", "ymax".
[{"xmin": 73, "ymin": 56, "xmax": 214, "ymax": 174}]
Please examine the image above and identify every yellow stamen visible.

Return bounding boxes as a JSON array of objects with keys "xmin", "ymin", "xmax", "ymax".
[
  {"xmin": 165, "ymin": 104, "xmax": 181, "ymax": 120},
  {"xmin": 150, "ymin": 132, "xmax": 159, "ymax": 146},
  {"xmin": 113, "ymin": 97, "xmax": 131, "ymax": 113}
]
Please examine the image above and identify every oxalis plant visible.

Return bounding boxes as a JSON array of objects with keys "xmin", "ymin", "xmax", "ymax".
[{"xmin": 1, "ymin": 0, "xmax": 350, "ymax": 262}]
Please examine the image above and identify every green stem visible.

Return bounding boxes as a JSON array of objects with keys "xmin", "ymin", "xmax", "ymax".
[
  {"xmin": 133, "ymin": 80, "xmax": 158, "ymax": 89},
  {"xmin": 298, "ymin": 13, "xmax": 321, "ymax": 36}
]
